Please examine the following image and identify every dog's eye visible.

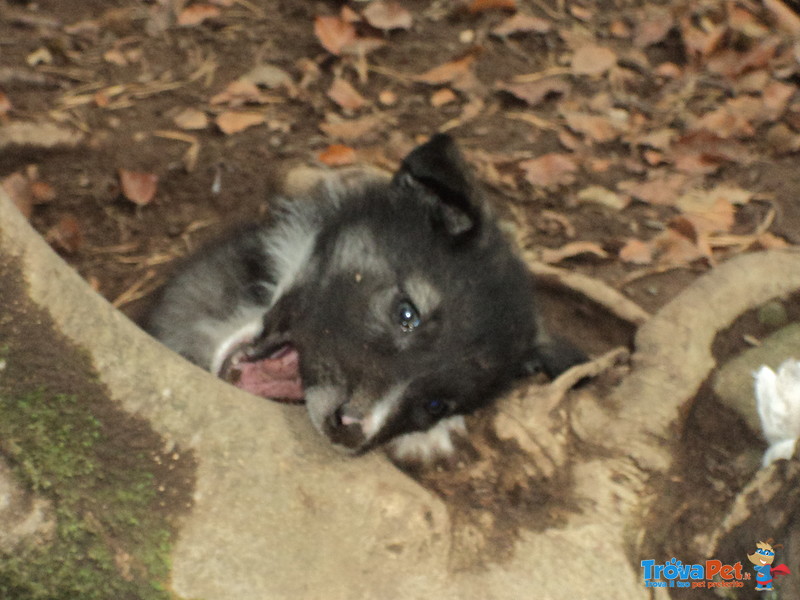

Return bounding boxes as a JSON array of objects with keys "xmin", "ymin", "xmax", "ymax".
[
  {"xmin": 396, "ymin": 299, "xmax": 421, "ymax": 332},
  {"xmin": 424, "ymin": 398, "xmax": 448, "ymax": 417}
]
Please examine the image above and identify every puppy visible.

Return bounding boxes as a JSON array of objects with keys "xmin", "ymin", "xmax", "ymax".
[{"xmin": 142, "ymin": 135, "xmax": 585, "ymax": 465}]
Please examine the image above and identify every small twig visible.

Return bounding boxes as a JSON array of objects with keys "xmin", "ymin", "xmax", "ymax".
[
  {"xmin": 511, "ymin": 67, "xmax": 571, "ymax": 84},
  {"xmin": 112, "ymin": 269, "xmax": 158, "ymax": 308}
]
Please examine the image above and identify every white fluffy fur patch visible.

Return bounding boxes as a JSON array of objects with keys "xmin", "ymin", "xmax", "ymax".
[{"xmin": 385, "ymin": 415, "xmax": 467, "ymax": 465}]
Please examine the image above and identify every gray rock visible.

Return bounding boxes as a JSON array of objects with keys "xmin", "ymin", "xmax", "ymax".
[{"xmin": 713, "ymin": 323, "xmax": 800, "ymax": 435}]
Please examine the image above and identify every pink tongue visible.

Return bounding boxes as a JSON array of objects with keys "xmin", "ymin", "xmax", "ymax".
[{"xmin": 230, "ymin": 347, "xmax": 304, "ymax": 403}]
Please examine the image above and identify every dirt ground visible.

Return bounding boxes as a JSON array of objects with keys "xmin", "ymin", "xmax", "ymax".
[{"xmin": 3, "ymin": 0, "xmax": 800, "ymax": 593}]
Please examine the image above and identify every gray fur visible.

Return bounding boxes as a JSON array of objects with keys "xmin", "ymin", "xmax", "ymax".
[{"xmin": 141, "ymin": 135, "xmax": 585, "ymax": 465}]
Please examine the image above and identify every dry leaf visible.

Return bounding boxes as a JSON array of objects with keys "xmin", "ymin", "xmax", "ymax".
[
  {"xmin": 118, "ymin": 169, "xmax": 158, "ymax": 206},
  {"xmin": 177, "ymin": 4, "xmax": 221, "ymax": 26},
  {"xmin": 242, "ymin": 64, "xmax": 295, "ymax": 90},
  {"xmin": 468, "ymin": 0, "xmax": 516, "ymax": 13},
  {"xmin": 47, "ymin": 214, "xmax": 83, "ymax": 254},
  {"xmin": 339, "ymin": 37, "xmax": 387, "ymax": 57},
  {"xmin": 216, "ymin": 111, "xmax": 265, "ymax": 135},
  {"xmin": 210, "ymin": 79, "xmax": 280, "ymax": 107},
  {"xmin": 0, "ymin": 91, "xmax": 12, "ymax": 117},
  {"xmin": 653, "ymin": 227, "xmax": 709, "ymax": 266},
  {"xmin": 633, "ymin": 13, "xmax": 674, "ymax": 48},
  {"xmin": 320, "ymin": 113, "xmax": 384, "ymax": 141},
  {"xmin": 340, "ymin": 5, "xmax": 361, "ymax": 23},
  {"xmin": 762, "ymin": 80, "xmax": 795, "ymax": 120},
  {"xmin": 491, "ymin": 13, "xmax": 551, "ymax": 36},
  {"xmin": 430, "ymin": 88, "xmax": 457, "ymax": 107},
  {"xmin": 174, "ymin": 107, "xmax": 209, "ymax": 130},
  {"xmin": 618, "ymin": 173, "xmax": 689, "ymax": 206},
  {"xmin": 562, "ymin": 111, "xmax": 620, "ymax": 143},
  {"xmin": 31, "ymin": 181, "xmax": 56, "ymax": 203},
  {"xmin": 417, "ymin": 53, "xmax": 477, "ymax": 86},
  {"xmin": 577, "ymin": 185, "xmax": 628, "ymax": 210},
  {"xmin": 495, "ymin": 78, "xmax": 570, "ymax": 106},
  {"xmin": 328, "ymin": 78, "xmax": 367, "ymax": 111},
  {"xmin": 619, "ymin": 238, "xmax": 653, "ymax": 265},
  {"xmin": 318, "ymin": 144, "xmax": 357, "ymax": 166},
  {"xmin": 571, "ymin": 45, "xmax": 617, "ymax": 76},
  {"xmin": 362, "ymin": 1, "xmax": 412, "ymax": 30},
  {"xmin": 540, "ymin": 241, "xmax": 608, "ymax": 264},
  {"xmin": 314, "ymin": 15, "xmax": 357, "ymax": 56},
  {"xmin": 519, "ymin": 154, "xmax": 578, "ymax": 190}
]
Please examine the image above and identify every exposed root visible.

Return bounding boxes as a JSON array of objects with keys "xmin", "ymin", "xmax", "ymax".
[{"xmin": 526, "ymin": 259, "xmax": 651, "ymax": 326}]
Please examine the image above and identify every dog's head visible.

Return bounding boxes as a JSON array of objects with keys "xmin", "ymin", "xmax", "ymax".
[{"xmin": 249, "ymin": 135, "xmax": 577, "ymax": 458}]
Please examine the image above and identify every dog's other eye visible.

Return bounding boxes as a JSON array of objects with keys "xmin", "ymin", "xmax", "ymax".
[
  {"xmin": 396, "ymin": 299, "xmax": 421, "ymax": 332},
  {"xmin": 424, "ymin": 398, "xmax": 448, "ymax": 417}
]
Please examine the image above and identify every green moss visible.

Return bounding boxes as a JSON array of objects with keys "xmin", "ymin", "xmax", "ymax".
[{"xmin": 0, "ymin": 389, "xmax": 179, "ymax": 600}]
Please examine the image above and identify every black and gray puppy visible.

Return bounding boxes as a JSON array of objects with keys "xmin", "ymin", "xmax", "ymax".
[{"xmin": 142, "ymin": 135, "xmax": 584, "ymax": 464}]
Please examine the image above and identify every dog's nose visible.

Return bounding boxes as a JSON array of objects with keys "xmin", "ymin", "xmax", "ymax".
[{"xmin": 324, "ymin": 405, "xmax": 366, "ymax": 449}]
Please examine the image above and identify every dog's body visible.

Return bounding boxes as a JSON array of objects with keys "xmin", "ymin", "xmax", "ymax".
[{"xmin": 142, "ymin": 135, "xmax": 584, "ymax": 464}]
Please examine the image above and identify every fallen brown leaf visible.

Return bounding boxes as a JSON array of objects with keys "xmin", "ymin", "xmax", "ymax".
[
  {"xmin": 314, "ymin": 15, "xmax": 357, "ymax": 56},
  {"xmin": 468, "ymin": 0, "xmax": 516, "ymax": 13},
  {"xmin": 30, "ymin": 180, "xmax": 56, "ymax": 203},
  {"xmin": 495, "ymin": 77, "xmax": 570, "ymax": 106},
  {"xmin": 633, "ymin": 12, "xmax": 674, "ymax": 48},
  {"xmin": 762, "ymin": 80, "xmax": 795, "ymax": 120},
  {"xmin": 691, "ymin": 96, "xmax": 761, "ymax": 139},
  {"xmin": 0, "ymin": 91, "xmax": 11, "ymax": 117},
  {"xmin": 318, "ymin": 144, "xmax": 357, "ymax": 166},
  {"xmin": 328, "ymin": 78, "xmax": 367, "ymax": 111},
  {"xmin": 242, "ymin": 64, "xmax": 295, "ymax": 91},
  {"xmin": 562, "ymin": 111, "xmax": 620, "ymax": 143},
  {"xmin": 430, "ymin": 88, "xmax": 457, "ymax": 107},
  {"xmin": 174, "ymin": 107, "xmax": 209, "ymax": 130},
  {"xmin": 571, "ymin": 45, "xmax": 617, "ymax": 76},
  {"xmin": 577, "ymin": 185, "xmax": 629, "ymax": 210},
  {"xmin": 416, "ymin": 53, "xmax": 478, "ymax": 86},
  {"xmin": 119, "ymin": 169, "xmax": 158, "ymax": 206},
  {"xmin": 216, "ymin": 111, "xmax": 265, "ymax": 135},
  {"xmin": 362, "ymin": 1, "xmax": 412, "ymax": 30},
  {"xmin": 491, "ymin": 13, "xmax": 551, "ymax": 36},
  {"xmin": 46, "ymin": 214, "xmax": 83, "ymax": 254},
  {"xmin": 320, "ymin": 113, "xmax": 385, "ymax": 141},
  {"xmin": 652, "ymin": 228, "xmax": 710, "ymax": 267},
  {"xmin": 519, "ymin": 154, "xmax": 578, "ymax": 190},
  {"xmin": 618, "ymin": 172, "xmax": 689, "ymax": 206},
  {"xmin": 177, "ymin": 4, "xmax": 221, "ymax": 27},
  {"xmin": 210, "ymin": 79, "xmax": 280, "ymax": 107},
  {"xmin": 340, "ymin": 5, "xmax": 361, "ymax": 23},
  {"xmin": 619, "ymin": 238, "xmax": 653, "ymax": 265}
]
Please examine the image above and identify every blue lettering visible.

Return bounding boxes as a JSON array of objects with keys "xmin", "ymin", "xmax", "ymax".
[
  {"xmin": 641, "ymin": 559, "xmax": 656, "ymax": 580},
  {"xmin": 689, "ymin": 564, "xmax": 704, "ymax": 579}
]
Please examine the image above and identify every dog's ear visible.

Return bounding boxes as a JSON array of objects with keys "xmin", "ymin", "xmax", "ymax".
[{"xmin": 393, "ymin": 134, "xmax": 483, "ymax": 241}]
